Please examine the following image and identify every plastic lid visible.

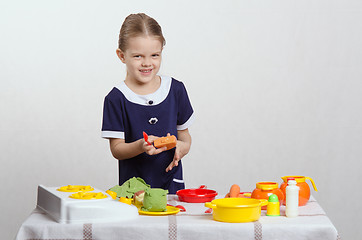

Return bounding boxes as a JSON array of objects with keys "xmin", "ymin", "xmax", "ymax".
[
  {"xmin": 256, "ymin": 182, "xmax": 278, "ymax": 190},
  {"xmin": 287, "ymin": 177, "xmax": 295, "ymax": 181},
  {"xmin": 287, "ymin": 178, "xmax": 297, "ymax": 185},
  {"xmin": 268, "ymin": 194, "xmax": 279, "ymax": 202}
]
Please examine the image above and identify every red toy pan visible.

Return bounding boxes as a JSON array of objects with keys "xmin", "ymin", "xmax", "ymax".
[{"xmin": 176, "ymin": 185, "xmax": 218, "ymax": 203}]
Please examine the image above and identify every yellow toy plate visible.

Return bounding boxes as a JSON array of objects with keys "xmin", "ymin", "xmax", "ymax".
[
  {"xmin": 57, "ymin": 185, "xmax": 94, "ymax": 192},
  {"xmin": 138, "ymin": 206, "xmax": 180, "ymax": 216}
]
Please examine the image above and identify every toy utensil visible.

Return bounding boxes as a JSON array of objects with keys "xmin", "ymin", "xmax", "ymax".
[
  {"xmin": 175, "ymin": 205, "xmax": 186, "ymax": 212},
  {"xmin": 205, "ymin": 208, "xmax": 212, "ymax": 213},
  {"xmin": 167, "ymin": 204, "xmax": 186, "ymax": 212},
  {"xmin": 143, "ymin": 131, "xmax": 152, "ymax": 145}
]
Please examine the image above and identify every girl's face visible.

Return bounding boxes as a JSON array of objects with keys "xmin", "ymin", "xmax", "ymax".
[{"xmin": 117, "ymin": 36, "xmax": 163, "ymax": 87}]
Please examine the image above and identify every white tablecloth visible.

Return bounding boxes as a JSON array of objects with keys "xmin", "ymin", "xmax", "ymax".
[{"xmin": 16, "ymin": 196, "xmax": 340, "ymax": 240}]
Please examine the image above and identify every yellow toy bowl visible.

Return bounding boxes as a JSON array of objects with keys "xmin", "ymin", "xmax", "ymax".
[{"xmin": 205, "ymin": 198, "xmax": 268, "ymax": 223}]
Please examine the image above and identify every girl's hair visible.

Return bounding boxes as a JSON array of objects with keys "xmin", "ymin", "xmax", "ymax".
[{"xmin": 118, "ymin": 13, "xmax": 166, "ymax": 51}]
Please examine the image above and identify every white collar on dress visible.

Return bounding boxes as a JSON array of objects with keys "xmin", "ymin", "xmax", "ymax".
[{"xmin": 116, "ymin": 75, "xmax": 172, "ymax": 106}]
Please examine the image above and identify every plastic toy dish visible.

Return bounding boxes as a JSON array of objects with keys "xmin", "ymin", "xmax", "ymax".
[
  {"xmin": 138, "ymin": 206, "xmax": 180, "ymax": 216},
  {"xmin": 205, "ymin": 198, "xmax": 268, "ymax": 223},
  {"xmin": 57, "ymin": 185, "xmax": 94, "ymax": 192},
  {"xmin": 177, "ymin": 185, "xmax": 218, "ymax": 203},
  {"xmin": 69, "ymin": 192, "xmax": 108, "ymax": 200}
]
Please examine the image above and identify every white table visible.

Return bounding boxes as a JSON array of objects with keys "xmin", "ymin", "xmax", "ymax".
[{"xmin": 16, "ymin": 195, "xmax": 340, "ymax": 240}]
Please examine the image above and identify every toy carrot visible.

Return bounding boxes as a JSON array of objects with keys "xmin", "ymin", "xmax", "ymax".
[{"xmin": 229, "ymin": 184, "xmax": 241, "ymax": 198}]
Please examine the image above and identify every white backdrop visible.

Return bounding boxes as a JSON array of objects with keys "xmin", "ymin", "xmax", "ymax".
[{"xmin": 1, "ymin": 0, "xmax": 361, "ymax": 239}]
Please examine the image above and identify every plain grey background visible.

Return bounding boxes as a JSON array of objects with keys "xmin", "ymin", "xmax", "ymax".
[{"xmin": 1, "ymin": 0, "xmax": 361, "ymax": 239}]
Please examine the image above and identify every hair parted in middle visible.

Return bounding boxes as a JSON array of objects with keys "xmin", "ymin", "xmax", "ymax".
[{"xmin": 118, "ymin": 13, "xmax": 166, "ymax": 52}]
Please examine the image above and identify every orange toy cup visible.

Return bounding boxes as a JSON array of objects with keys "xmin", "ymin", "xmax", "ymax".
[
  {"xmin": 280, "ymin": 176, "xmax": 318, "ymax": 206},
  {"xmin": 249, "ymin": 182, "xmax": 284, "ymax": 210}
]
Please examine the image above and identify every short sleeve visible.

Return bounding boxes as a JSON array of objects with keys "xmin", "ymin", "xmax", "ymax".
[
  {"xmin": 101, "ymin": 93, "xmax": 125, "ymax": 139},
  {"xmin": 177, "ymin": 82, "xmax": 194, "ymax": 130}
]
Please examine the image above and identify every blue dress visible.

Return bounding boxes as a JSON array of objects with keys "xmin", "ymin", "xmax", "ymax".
[{"xmin": 101, "ymin": 76, "xmax": 194, "ymax": 193}]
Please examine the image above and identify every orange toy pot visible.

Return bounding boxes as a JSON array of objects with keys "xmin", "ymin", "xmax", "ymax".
[
  {"xmin": 249, "ymin": 182, "xmax": 284, "ymax": 210},
  {"xmin": 280, "ymin": 176, "xmax": 318, "ymax": 206}
]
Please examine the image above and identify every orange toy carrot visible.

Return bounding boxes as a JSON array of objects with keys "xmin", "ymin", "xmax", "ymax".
[{"xmin": 229, "ymin": 184, "xmax": 240, "ymax": 198}]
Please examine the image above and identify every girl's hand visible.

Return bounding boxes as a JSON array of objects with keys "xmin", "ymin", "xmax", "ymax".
[
  {"xmin": 166, "ymin": 134, "xmax": 189, "ymax": 172},
  {"xmin": 165, "ymin": 129, "xmax": 191, "ymax": 172},
  {"xmin": 165, "ymin": 150, "xmax": 180, "ymax": 172},
  {"xmin": 143, "ymin": 135, "xmax": 167, "ymax": 155}
]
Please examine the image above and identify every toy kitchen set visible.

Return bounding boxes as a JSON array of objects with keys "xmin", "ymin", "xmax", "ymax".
[
  {"xmin": 15, "ymin": 175, "xmax": 340, "ymax": 240},
  {"xmin": 36, "ymin": 175, "xmax": 318, "ymax": 224}
]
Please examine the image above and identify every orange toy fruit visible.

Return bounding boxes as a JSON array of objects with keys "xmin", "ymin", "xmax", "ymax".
[{"xmin": 154, "ymin": 135, "xmax": 177, "ymax": 150}]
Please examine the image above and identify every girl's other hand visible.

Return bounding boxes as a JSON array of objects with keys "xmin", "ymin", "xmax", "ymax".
[
  {"xmin": 165, "ymin": 151, "xmax": 180, "ymax": 172},
  {"xmin": 165, "ymin": 137, "xmax": 185, "ymax": 172},
  {"xmin": 165, "ymin": 130, "xmax": 191, "ymax": 172}
]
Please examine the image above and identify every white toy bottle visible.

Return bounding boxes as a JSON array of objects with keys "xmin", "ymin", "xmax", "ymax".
[{"xmin": 285, "ymin": 178, "xmax": 299, "ymax": 217}]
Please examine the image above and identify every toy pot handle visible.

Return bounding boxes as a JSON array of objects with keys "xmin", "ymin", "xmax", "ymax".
[
  {"xmin": 305, "ymin": 177, "xmax": 318, "ymax": 192},
  {"xmin": 243, "ymin": 192, "xmax": 251, "ymax": 197},
  {"xmin": 205, "ymin": 202, "xmax": 216, "ymax": 209}
]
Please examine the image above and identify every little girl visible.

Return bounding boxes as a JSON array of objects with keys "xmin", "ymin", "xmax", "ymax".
[{"xmin": 101, "ymin": 13, "xmax": 194, "ymax": 194}]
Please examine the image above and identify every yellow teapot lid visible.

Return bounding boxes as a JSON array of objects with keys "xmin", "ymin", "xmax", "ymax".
[{"xmin": 256, "ymin": 182, "xmax": 279, "ymax": 190}]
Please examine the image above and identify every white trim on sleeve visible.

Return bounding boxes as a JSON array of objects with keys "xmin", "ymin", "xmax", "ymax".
[
  {"xmin": 101, "ymin": 131, "xmax": 125, "ymax": 139},
  {"xmin": 177, "ymin": 113, "xmax": 195, "ymax": 130}
]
